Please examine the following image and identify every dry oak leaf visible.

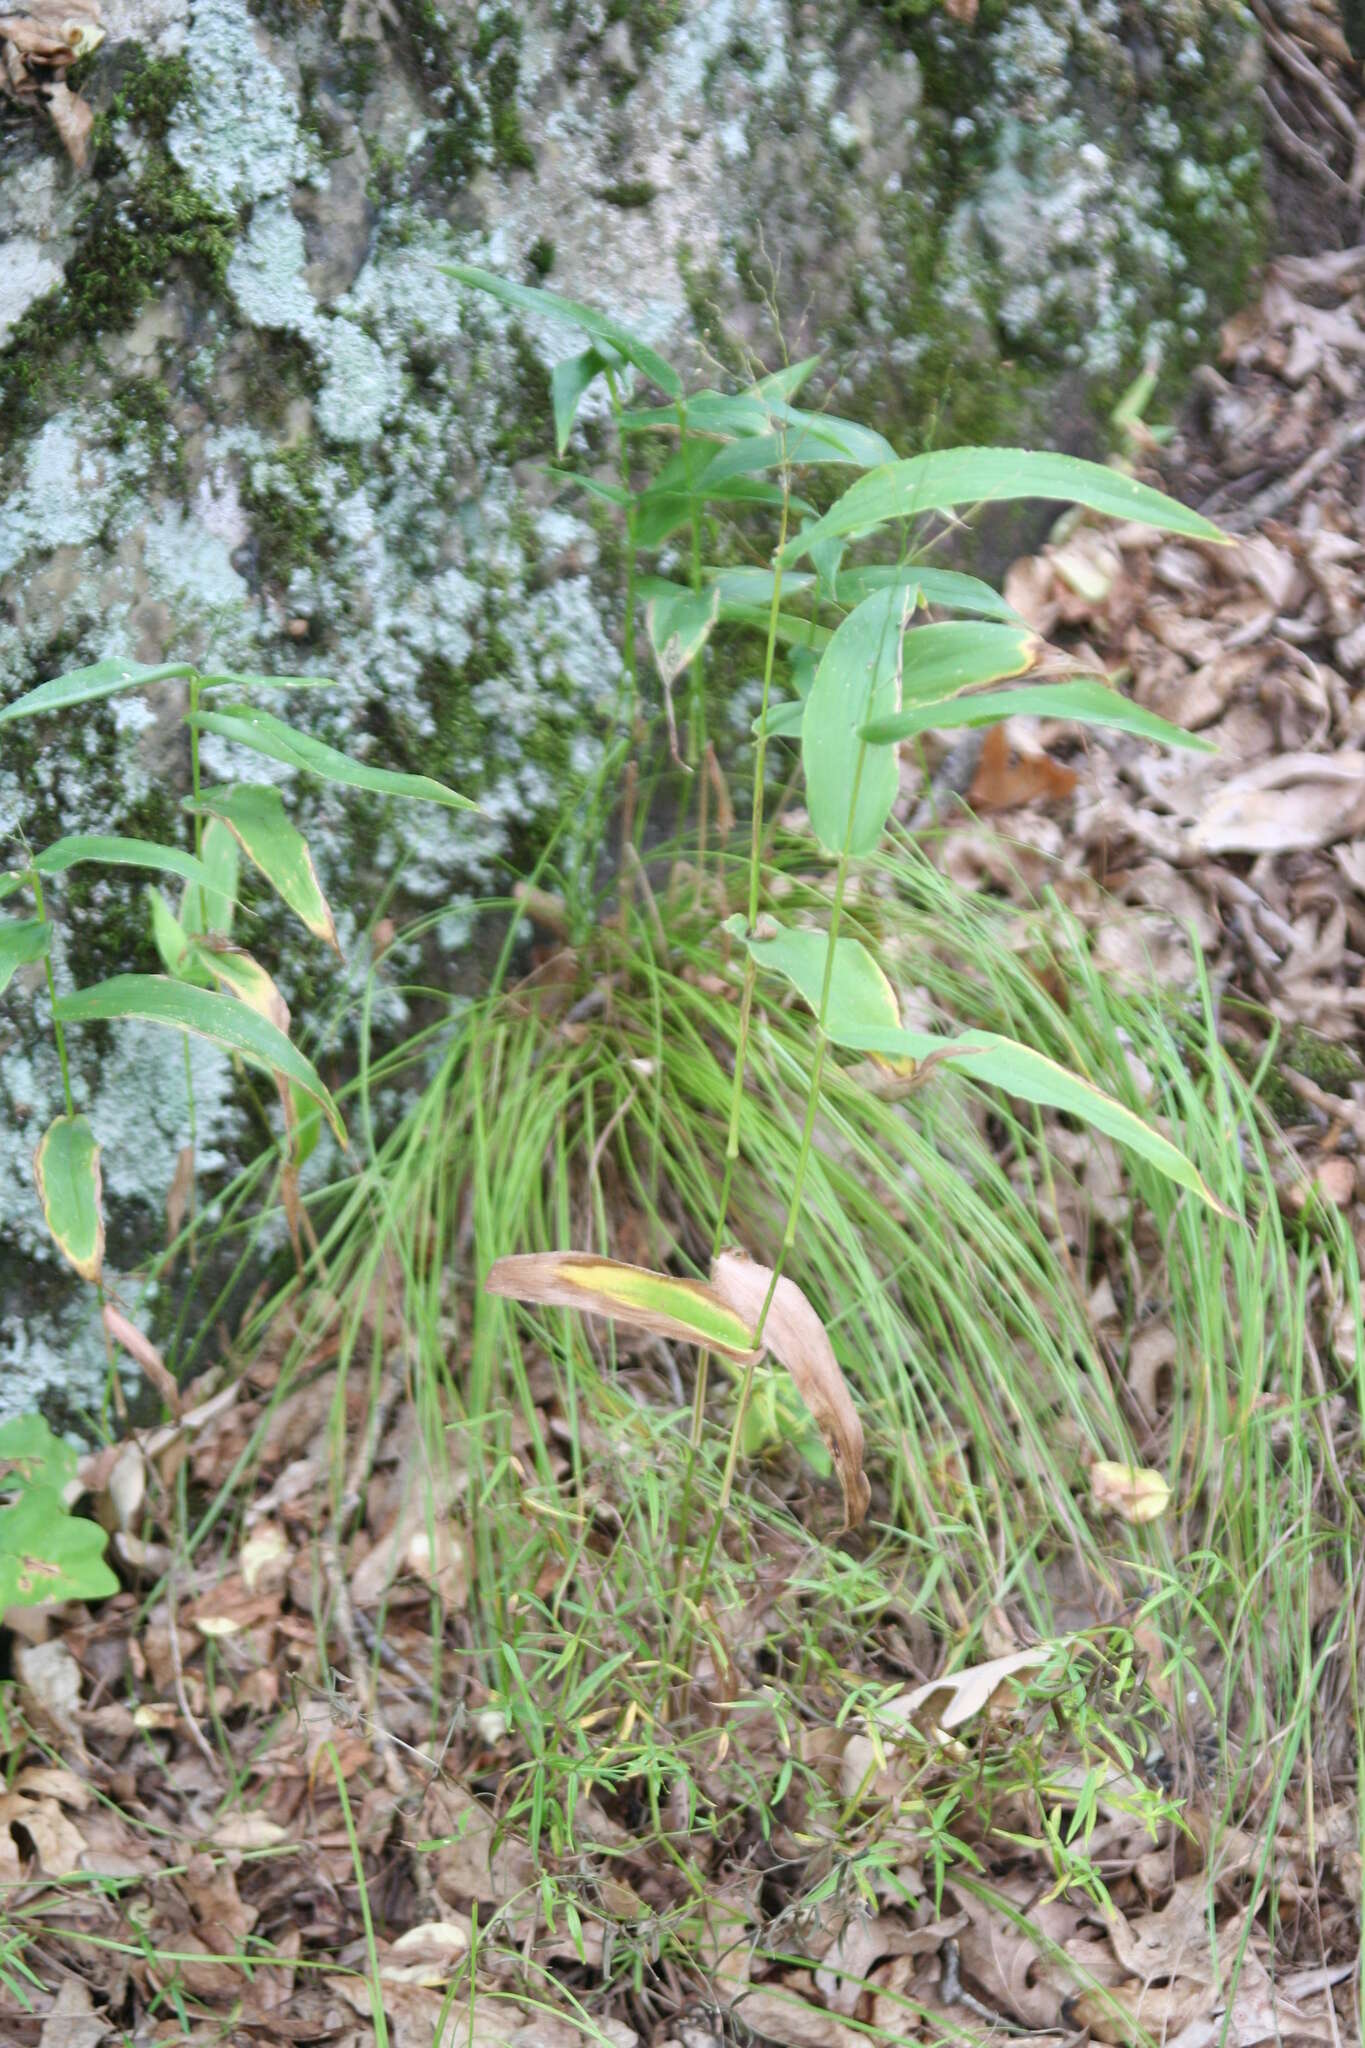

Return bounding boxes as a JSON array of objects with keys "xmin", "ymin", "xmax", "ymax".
[
  {"xmin": 0, "ymin": 1791, "xmax": 88, "ymax": 1876},
  {"xmin": 38, "ymin": 1977, "xmax": 105, "ymax": 2048},
  {"xmin": 969, "ymin": 723, "xmax": 1078, "ymax": 811},
  {"xmin": 0, "ymin": 0, "xmax": 103, "ymax": 166},
  {"xmin": 1190, "ymin": 750, "xmax": 1365, "ymax": 853}
]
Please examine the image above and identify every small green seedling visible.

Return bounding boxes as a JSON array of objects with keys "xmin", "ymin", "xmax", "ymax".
[
  {"xmin": 0, "ymin": 1415, "xmax": 116, "ymax": 1610},
  {"xmin": 0, "ymin": 655, "xmax": 476, "ymax": 1597}
]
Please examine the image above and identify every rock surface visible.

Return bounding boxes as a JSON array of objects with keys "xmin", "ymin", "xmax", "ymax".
[{"xmin": 0, "ymin": 0, "xmax": 1264, "ymax": 1415}]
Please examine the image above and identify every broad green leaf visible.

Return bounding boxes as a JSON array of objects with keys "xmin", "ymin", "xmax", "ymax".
[
  {"xmin": 735, "ymin": 917, "xmax": 900, "ymax": 1041},
  {"xmin": 778, "ymin": 447, "xmax": 1226, "ymax": 566},
  {"xmin": 894, "ymin": 620, "xmax": 1038, "ymax": 706},
  {"xmin": 199, "ymin": 670, "xmax": 338, "ymax": 692},
  {"xmin": 289, "ymin": 1078, "xmax": 324, "ymax": 1170},
  {"xmin": 188, "ymin": 786, "xmax": 339, "ymax": 953},
  {"xmin": 550, "ymin": 345, "xmax": 617, "ymax": 455},
  {"xmin": 147, "ymin": 886, "xmax": 200, "ymax": 980},
  {"xmin": 752, "ymin": 698, "xmax": 805, "ymax": 739},
  {"xmin": 189, "ymin": 941, "xmax": 289, "ymax": 1031},
  {"xmin": 701, "ymin": 413, "xmax": 895, "ymax": 483},
  {"xmin": 790, "ymin": 646, "xmax": 819, "ymax": 701},
  {"xmin": 179, "ymin": 817, "xmax": 239, "ymax": 943},
  {"xmin": 621, "ymin": 390, "xmax": 774, "ymax": 437},
  {"xmin": 861, "ymin": 677, "xmax": 1214, "ymax": 750},
  {"xmin": 754, "ymin": 354, "xmax": 822, "ymax": 403},
  {"xmin": 0, "ymin": 1487, "xmax": 118, "ymax": 1608},
  {"xmin": 0, "ymin": 657, "xmax": 194, "ymax": 725},
  {"xmin": 621, "ymin": 361, "xmax": 823, "ymax": 436},
  {"xmin": 0, "ymin": 917, "xmax": 51, "ymax": 994},
  {"xmin": 0, "ymin": 1416, "xmax": 77, "ymax": 1497},
  {"xmin": 486, "ymin": 1253, "xmax": 759, "ymax": 1361},
  {"xmin": 705, "ymin": 566, "xmax": 815, "ymax": 605},
  {"xmin": 716, "ymin": 603, "xmax": 831, "ymax": 653},
  {"xmin": 849, "ymin": 1023, "xmax": 1225, "ymax": 1207},
  {"xmin": 26, "ymin": 834, "xmax": 214, "ymax": 892},
  {"xmin": 543, "ymin": 467, "xmax": 633, "ymax": 507},
  {"xmin": 441, "ymin": 260, "xmax": 682, "ymax": 398},
  {"xmin": 33, "ymin": 1114, "xmax": 104, "ymax": 1283},
  {"xmin": 635, "ymin": 475, "xmax": 805, "ymax": 550},
  {"xmin": 834, "ymin": 564, "xmax": 1026, "ymax": 624},
  {"xmin": 800, "ymin": 586, "xmax": 912, "ymax": 857},
  {"xmin": 186, "ymin": 706, "xmax": 476, "ymax": 811},
  {"xmin": 53, "ymin": 976, "xmax": 345, "ymax": 1144},
  {"xmin": 641, "ymin": 580, "xmax": 720, "ymax": 686},
  {"xmin": 741, "ymin": 921, "xmax": 1224, "ymax": 1206}
]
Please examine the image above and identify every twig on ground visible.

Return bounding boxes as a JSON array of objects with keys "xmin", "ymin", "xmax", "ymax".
[{"xmin": 1223, "ymin": 411, "xmax": 1365, "ymax": 529}]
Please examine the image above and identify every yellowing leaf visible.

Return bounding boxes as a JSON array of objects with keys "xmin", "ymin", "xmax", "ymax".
[
  {"xmin": 190, "ymin": 785, "xmax": 339, "ymax": 953},
  {"xmin": 711, "ymin": 1250, "xmax": 869, "ymax": 1529},
  {"xmin": 33, "ymin": 1114, "xmax": 104, "ymax": 1283},
  {"xmin": 1090, "ymin": 1460, "xmax": 1171, "ymax": 1523},
  {"xmin": 485, "ymin": 1253, "xmax": 760, "ymax": 1362}
]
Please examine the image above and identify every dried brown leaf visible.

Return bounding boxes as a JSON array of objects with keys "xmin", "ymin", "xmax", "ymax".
[
  {"xmin": 1191, "ymin": 751, "xmax": 1365, "ymax": 853},
  {"xmin": 103, "ymin": 1302, "xmax": 182, "ymax": 1415},
  {"xmin": 486, "ymin": 1252, "xmax": 761, "ymax": 1364},
  {"xmin": 710, "ymin": 1250, "xmax": 869, "ymax": 1528},
  {"xmin": 969, "ymin": 725, "xmax": 1078, "ymax": 811}
]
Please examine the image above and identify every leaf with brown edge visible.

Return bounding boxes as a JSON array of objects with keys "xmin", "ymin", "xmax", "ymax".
[
  {"xmin": 484, "ymin": 1253, "xmax": 760, "ymax": 1363},
  {"xmin": 711, "ymin": 1250, "xmax": 870, "ymax": 1530},
  {"xmin": 188, "ymin": 785, "xmax": 339, "ymax": 954},
  {"xmin": 33, "ymin": 1114, "xmax": 104, "ymax": 1283}
]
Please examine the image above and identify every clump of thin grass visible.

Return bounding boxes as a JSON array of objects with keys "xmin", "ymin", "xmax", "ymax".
[{"xmin": 197, "ymin": 821, "xmax": 1362, "ymax": 1903}]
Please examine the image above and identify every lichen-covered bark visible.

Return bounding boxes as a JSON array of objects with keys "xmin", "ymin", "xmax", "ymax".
[{"xmin": 0, "ymin": 0, "xmax": 1264, "ymax": 1412}]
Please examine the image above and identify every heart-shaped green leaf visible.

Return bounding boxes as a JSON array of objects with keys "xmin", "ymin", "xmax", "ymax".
[
  {"xmin": 0, "ymin": 1487, "xmax": 118, "ymax": 1608},
  {"xmin": 0, "ymin": 1416, "xmax": 78, "ymax": 1497}
]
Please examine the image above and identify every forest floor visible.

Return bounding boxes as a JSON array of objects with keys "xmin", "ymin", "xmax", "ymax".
[{"xmin": 6, "ymin": 20, "xmax": 1365, "ymax": 2048}]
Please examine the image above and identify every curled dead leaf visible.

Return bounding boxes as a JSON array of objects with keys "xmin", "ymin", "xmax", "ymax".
[
  {"xmin": 1090, "ymin": 1459, "xmax": 1172, "ymax": 1523},
  {"xmin": 0, "ymin": 0, "xmax": 103, "ymax": 165},
  {"xmin": 102, "ymin": 1303, "xmax": 182, "ymax": 1416},
  {"xmin": 485, "ymin": 1251, "xmax": 760, "ymax": 1363},
  {"xmin": 711, "ymin": 1250, "xmax": 870, "ymax": 1529}
]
